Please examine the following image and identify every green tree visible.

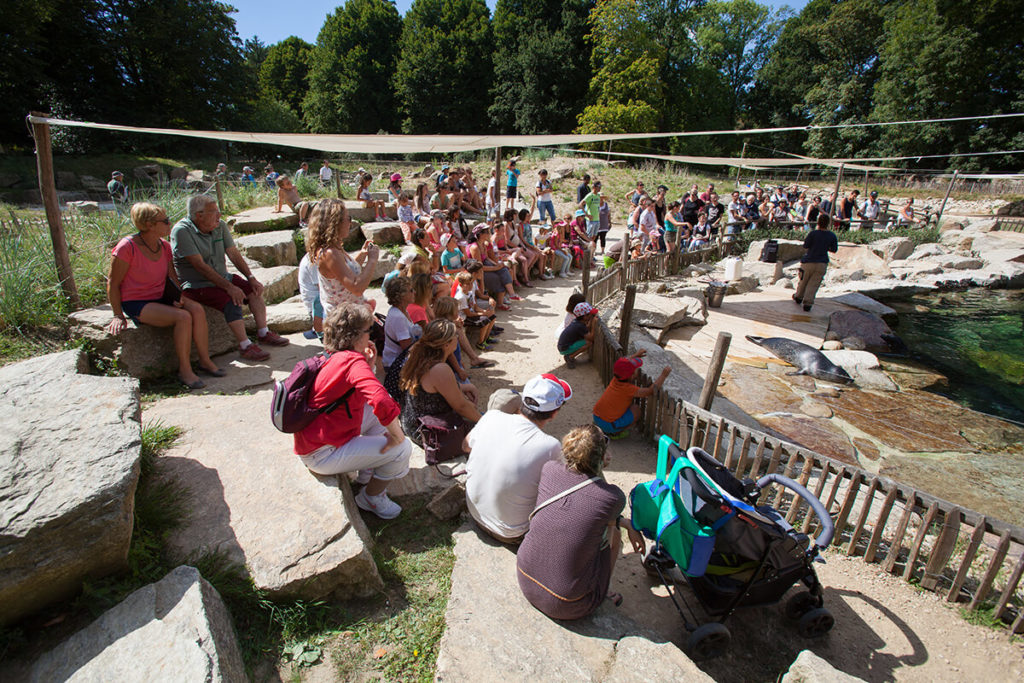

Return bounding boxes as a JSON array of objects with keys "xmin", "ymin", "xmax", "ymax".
[
  {"xmin": 258, "ymin": 36, "xmax": 313, "ymax": 119},
  {"xmin": 576, "ymin": 0, "xmax": 667, "ymax": 136},
  {"xmin": 488, "ymin": 0, "xmax": 593, "ymax": 134},
  {"xmin": 394, "ymin": 0, "xmax": 493, "ymax": 133},
  {"xmin": 871, "ymin": 0, "xmax": 1024, "ymax": 171},
  {"xmin": 304, "ymin": 0, "xmax": 402, "ymax": 133},
  {"xmin": 0, "ymin": 0, "xmax": 60, "ymax": 148}
]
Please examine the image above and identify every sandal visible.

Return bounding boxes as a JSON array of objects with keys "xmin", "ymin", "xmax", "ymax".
[
  {"xmin": 471, "ymin": 360, "xmax": 496, "ymax": 369},
  {"xmin": 497, "ymin": 303, "xmax": 511, "ymax": 311}
]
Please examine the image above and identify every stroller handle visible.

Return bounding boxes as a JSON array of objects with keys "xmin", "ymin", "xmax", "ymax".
[{"xmin": 757, "ymin": 474, "xmax": 835, "ymax": 550}]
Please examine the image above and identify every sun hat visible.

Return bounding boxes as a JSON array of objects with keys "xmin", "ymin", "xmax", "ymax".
[
  {"xmin": 574, "ymin": 209, "xmax": 586, "ymax": 218},
  {"xmin": 487, "ymin": 388, "xmax": 521, "ymax": 414},
  {"xmin": 614, "ymin": 356, "xmax": 643, "ymax": 380},
  {"xmin": 521, "ymin": 374, "xmax": 572, "ymax": 412},
  {"xmin": 390, "ymin": 173, "xmax": 402, "ymax": 182},
  {"xmin": 573, "ymin": 302, "xmax": 597, "ymax": 317},
  {"xmin": 440, "ymin": 233, "xmax": 453, "ymax": 247},
  {"xmin": 111, "ymin": 171, "xmax": 123, "ymax": 178}
]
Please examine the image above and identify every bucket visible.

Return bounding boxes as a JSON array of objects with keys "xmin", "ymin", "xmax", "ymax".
[
  {"xmin": 707, "ymin": 281, "xmax": 727, "ymax": 308},
  {"xmin": 723, "ymin": 256, "xmax": 744, "ymax": 280}
]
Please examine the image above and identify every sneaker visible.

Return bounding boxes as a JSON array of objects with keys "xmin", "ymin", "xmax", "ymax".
[
  {"xmin": 609, "ymin": 429, "xmax": 631, "ymax": 440},
  {"xmin": 258, "ymin": 330, "xmax": 290, "ymax": 347},
  {"xmin": 540, "ymin": 273, "xmax": 553, "ymax": 280},
  {"xmin": 353, "ymin": 469, "xmax": 373, "ymax": 485},
  {"xmin": 492, "ymin": 325, "xmax": 505, "ymax": 333},
  {"xmin": 355, "ymin": 488, "xmax": 401, "ymax": 519},
  {"xmin": 508, "ymin": 294, "xmax": 523, "ymax": 301},
  {"xmin": 486, "ymin": 336, "xmax": 499, "ymax": 344},
  {"xmin": 240, "ymin": 343, "xmax": 270, "ymax": 361},
  {"xmin": 476, "ymin": 341, "xmax": 492, "ymax": 351},
  {"xmin": 497, "ymin": 303, "xmax": 511, "ymax": 311},
  {"xmin": 565, "ymin": 357, "xmax": 577, "ymax": 369}
]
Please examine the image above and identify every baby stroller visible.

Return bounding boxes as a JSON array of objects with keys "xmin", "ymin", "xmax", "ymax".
[{"xmin": 629, "ymin": 436, "xmax": 835, "ymax": 660}]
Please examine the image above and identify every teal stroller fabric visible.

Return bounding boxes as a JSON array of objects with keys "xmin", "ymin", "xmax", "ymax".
[{"xmin": 630, "ymin": 435, "xmax": 723, "ymax": 577}]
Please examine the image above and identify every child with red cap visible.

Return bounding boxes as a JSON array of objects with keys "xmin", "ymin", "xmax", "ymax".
[
  {"xmin": 592, "ymin": 350, "xmax": 670, "ymax": 439},
  {"xmin": 557, "ymin": 301, "xmax": 598, "ymax": 369}
]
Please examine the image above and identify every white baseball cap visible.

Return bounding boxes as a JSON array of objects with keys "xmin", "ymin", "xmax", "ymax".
[{"xmin": 521, "ymin": 374, "xmax": 572, "ymax": 412}]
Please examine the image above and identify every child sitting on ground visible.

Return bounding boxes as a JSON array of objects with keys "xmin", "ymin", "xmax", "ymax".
[
  {"xmin": 557, "ymin": 301, "xmax": 598, "ymax": 369},
  {"xmin": 555, "ymin": 292, "xmax": 586, "ymax": 340},
  {"xmin": 454, "ymin": 271, "xmax": 499, "ymax": 351},
  {"xmin": 275, "ymin": 175, "xmax": 301, "ymax": 213},
  {"xmin": 592, "ymin": 350, "xmax": 670, "ymax": 439}
]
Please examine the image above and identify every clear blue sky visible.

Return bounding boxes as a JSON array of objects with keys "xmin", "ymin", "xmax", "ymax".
[{"xmin": 231, "ymin": 0, "xmax": 807, "ymax": 45}]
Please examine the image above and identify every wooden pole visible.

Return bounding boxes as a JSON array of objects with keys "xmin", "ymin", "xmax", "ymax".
[
  {"xmin": 335, "ymin": 168, "xmax": 342, "ymax": 199},
  {"xmin": 698, "ymin": 332, "xmax": 732, "ymax": 410},
  {"xmin": 582, "ymin": 257, "xmax": 591, "ymax": 298},
  {"xmin": 29, "ymin": 112, "xmax": 80, "ymax": 309},
  {"xmin": 215, "ymin": 176, "xmax": 224, "ymax": 213},
  {"xmin": 618, "ymin": 284, "xmax": 636, "ymax": 352},
  {"xmin": 830, "ymin": 163, "xmax": 844, "ymax": 219},
  {"xmin": 735, "ymin": 141, "xmax": 746, "ymax": 189},
  {"xmin": 936, "ymin": 170, "xmax": 959, "ymax": 226},
  {"xmin": 619, "ymin": 230, "xmax": 630, "ymax": 291},
  {"xmin": 494, "ymin": 147, "xmax": 502, "ymax": 213}
]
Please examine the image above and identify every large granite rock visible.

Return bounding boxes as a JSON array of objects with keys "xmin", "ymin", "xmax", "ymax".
[
  {"xmin": 79, "ymin": 175, "xmax": 108, "ymax": 193},
  {"xmin": 235, "ymin": 229, "xmax": 298, "ymax": 267},
  {"xmin": 820, "ymin": 350, "xmax": 898, "ymax": 391},
  {"xmin": 832, "ymin": 244, "xmax": 891, "ymax": 277},
  {"xmin": 904, "ymin": 243, "xmax": 947, "ymax": 261},
  {"xmin": 781, "ymin": 650, "xmax": 866, "ymax": 683},
  {"xmin": 629, "ymin": 291, "xmax": 707, "ymax": 343},
  {"xmin": 30, "ymin": 566, "xmax": 245, "ymax": 682},
  {"xmin": 745, "ymin": 238, "xmax": 806, "ymax": 264},
  {"xmin": 67, "ymin": 200, "xmax": 100, "ymax": 214},
  {"xmin": 435, "ymin": 526, "xmax": 713, "ymax": 683},
  {"xmin": 360, "ymin": 221, "xmax": 406, "ymax": 246},
  {"xmin": 145, "ymin": 390, "xmax": 383, "ymax": 600},
  {"xmin": 831, "ymin": 292, "xmax": 897, "ymax": 325},
  {"xmin": 246, "ymin": 296, "xmax": 311, "ymax": 334},
  {"xmin": 869, "ymin": 236, "xmax": 914, "ymax": 262},
  {"xmin": 0, "ymin": 350, "xmax": 141, "ymax": 626},
  {"xmin": 995, "ymin": 198, "xmax": 1024, "ymax": 216},
  {"xmin": 248, "ymin": 265, "xmax": 299, "ymax": 304},
  {"xmin": 226, "ymin": 206, "xmax": 299, "ymax": 233},
  {"xmin": 69, "ymin": 304, "xmax": 238, "ymax": 380}
]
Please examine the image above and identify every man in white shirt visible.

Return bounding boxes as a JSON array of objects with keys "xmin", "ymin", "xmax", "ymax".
[
  {"xmin": 536, "ymin": 169, "xmax": 555, "ymax": 225},
  {"xmin": 858, "ymin": 190, "xmax": 881, "ymax": 230},
  {"xmin": 319, "ymin": 160, "xmax": 333, "ymax": 187},
  {"xmin": 638, "ymin": 197, "xmax": 658, "ymax": 248},
  {"xmin": 464, "ymin": 374, "xmax": 572, "ymax": 543}
]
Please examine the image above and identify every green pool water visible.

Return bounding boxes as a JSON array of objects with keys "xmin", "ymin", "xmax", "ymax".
[{"xmin": 890, "ymin": 289, "xmax": 1024, "ymax": 424}]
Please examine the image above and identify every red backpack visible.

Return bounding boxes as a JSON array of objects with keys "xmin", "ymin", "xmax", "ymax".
[{"xmin": 271, "ymin": 352, "xmax": 355, "ymax": 433}]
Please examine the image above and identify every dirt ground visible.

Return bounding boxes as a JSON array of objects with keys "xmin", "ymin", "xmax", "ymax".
[{"xmin": 377, "ymin": 275, "xmax": 1024, "ymax": 681}]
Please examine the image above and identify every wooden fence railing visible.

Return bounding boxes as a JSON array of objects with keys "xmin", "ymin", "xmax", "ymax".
[
  {"xmin": 586, "ymin": 250, "xmax": 1024, "ymax": 635},
  {"xmin": 994, "ymin": 216, "xmax": 1024, "ymax": 233}
]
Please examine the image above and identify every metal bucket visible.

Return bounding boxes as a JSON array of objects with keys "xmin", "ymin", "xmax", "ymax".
[{"xmin": 707, "ymin": 281, "xmax": 727, "ymax": 308}]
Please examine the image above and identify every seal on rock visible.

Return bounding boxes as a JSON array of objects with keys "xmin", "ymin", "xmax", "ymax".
[{"xmin": 745, "ymin": 335, "xmax": 854, "ymax": 384}]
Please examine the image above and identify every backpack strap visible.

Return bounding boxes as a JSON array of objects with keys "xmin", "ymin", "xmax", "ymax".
[
  {"xmin": 530, "ymin": 476, "xmax": 601, "ymax": 520},
  {"xmin": 316, "ymin": 350, "xmax": 355, "ymax": 419}
]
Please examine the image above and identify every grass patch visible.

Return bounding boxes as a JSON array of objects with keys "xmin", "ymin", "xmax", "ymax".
[{"xmin": 959, "ymin": 604, "xmax": 1006, "ymax": 630}]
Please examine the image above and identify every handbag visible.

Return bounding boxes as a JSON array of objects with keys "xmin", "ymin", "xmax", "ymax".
[
  {"xmin": 417, "ymin": 410, "xmax": 469, "ymax": 465},
  {"xmin": 629, "ymin": 435, "xmax": 717, "ymax": 577}
]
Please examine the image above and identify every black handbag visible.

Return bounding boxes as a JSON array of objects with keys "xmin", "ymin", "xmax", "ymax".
[{"xmin": 417, "ymin": 411, "xmax": 470, "ymax": 465}]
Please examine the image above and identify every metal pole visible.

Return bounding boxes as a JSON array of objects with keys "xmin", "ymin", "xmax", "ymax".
[
  {"xmin": 936, "ymin": 170, "xmax": 959, "ymax": 226},
  {"xmin": 698, "ymin": 332, "xmax": 732, "ymax": 410},
  {"xmin": 494, "ymin": 147, "xmax": 502, "ymax": 213},
  {"xmin": 618, "ymin": 284, "xmax": 637, "ymax": 352},
  {"xmin": 29, "ymin": 112, "xmax": 80, "ymax": 309}
]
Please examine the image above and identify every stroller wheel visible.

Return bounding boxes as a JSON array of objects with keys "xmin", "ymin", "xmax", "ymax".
[
  {"xmin": 642, "ymin": 548, "xmax": 675, "ymax": 578},
  {"xmin": 784, "ymin": 591, "xmax": 820, "ymax": 621},
  {"xmin": 686, "ymin": 623, "xmax": 731, "ymax": 661},
  {"xmin": 797, "ymin": 607, "xmax": 835, "ymax": 638}
]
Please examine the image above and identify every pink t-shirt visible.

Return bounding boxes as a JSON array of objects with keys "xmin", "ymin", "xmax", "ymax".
[{"xmin": 111, "ymin": 236, "xmax": 171, "ymax": 301}]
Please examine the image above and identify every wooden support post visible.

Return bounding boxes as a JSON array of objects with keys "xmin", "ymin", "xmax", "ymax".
[
  {"xmin": 936, "ymin": 169, "xmax": 959, "ymax": 226},
  {"xmin": 619, "ymin": 230, "xmax": 630, "ymax": 291},
  {"xmin": 494, "ymin": 147, "xmax": 502, "ymax": 212},
  {"xmin": 921, "ymin": 508, "xmax": 961, "ymax": 591},
  {"xmin": 215, "ymin": 176, "xmax": 224, "ymax": 213},
  {"xmin": 863, "ymin": 169, "xmax": 870, "ymax": 198},
  {"xmin": 735, "ymin": 141, "xmax": 746, "ymax": 189},
  {"xmin": 335, "ymin": 169, "xmax": 342, "ymax": 199},
  {"xmin": 29, "ymin": 112, "xmax": 80, "ymax": 310},
  {"xmin": 698, "ymin": 332, "xmax": 732, "ymax": 410},
  {"xmin": 831, "ymin": 163, "xmax": 844, "ymax": 218},
  {"xmin": 618, "ymin": 284, "xmax": 636, "ymax": 353},
  {"xmin": 582, "ymin": 257, "xmax": 591, "ymax": 298}
]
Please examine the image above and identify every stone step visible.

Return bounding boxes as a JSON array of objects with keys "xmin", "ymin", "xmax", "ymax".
[
  {"xmin": 235, "ymin": 229, "xmax": 298, "ymax": 268},
  {"xmin": 360, "ymin": 221, "xmax": 406, "ymax": 246},
  {"xmin": 345, "ymin": 200, "xmax": 397, "ymax": 223},
  {"xmin": 30, "ymin": 566, "xmax": 246, "ymax": 682},
  {"xmin": 0, "ymin": 350, "xmax": 141, "ymax": 627},
  {"xmin": 145, "ymin": 389, "xmax": 383, "ymax": 601},
  {"xmin": 226, "ymin": 206, "xmax": 299, "ymax": 233}
]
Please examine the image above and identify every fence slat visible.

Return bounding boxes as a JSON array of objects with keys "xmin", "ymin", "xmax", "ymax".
[
  {"xmin": 712, "ymin": 416, "xmax": 726, "ymax": 462},
  {"xmin": 969, "ymin": 530, "xmax": 1012, "ymax": 611},
  {"xmin": 846, "ymin": 477, "xmax": 879, "ymax": 556},
  {"xmin": 748, "ymin": 439, "xmax": 769, "ymax": 480},
  {"xmin": 734, "ymin": 433, "xmax": 752, "ymax": 478},
  {"xmin": 801, "ymin": 462, "xmax": 832, "ymax": 535},
  {"xmin": 993, "ymin": 548, "xmax": 1024, "ymax": 620},
  {"xmin": 903, "ymin": 501, "xmax": 940, "ymax": 581},
  {"xmin": 921, "ymin": 507, "xmax": 962, "ymax": 591},
  {"xmin": 723, "ymin": 426, "xmax": 738, "ymax": 470},
  {"xmin": 883, "ymin": 493, "xmax": 918, "ymax": 574},
  {"xmin": 835, "ymin": 473, "xmax": 864, "ymax": 545},
  {"xmin": 786, "ymin": 454, "xmax": 816, "ymax": 524},
  {"xmin": 864, "ymin": 486, "xmax": 899, "ymax": 564},
  {"xmin": 946, "ymin": 519, "xmax": 988, "ymax": 603}
]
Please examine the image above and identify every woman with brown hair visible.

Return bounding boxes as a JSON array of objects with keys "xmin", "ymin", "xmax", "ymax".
[
  {"xmin": 516, "ymin": 424, "xmax": 645, "ymax": 620},
  {"xmin": 105, "ymin": 202, "xmax": 222, "ymax": 389},
  {"xmin": 306, "ymin": 198, "xmax": 379, "ymax": 316},
  {"xmin": 399, "ymin": 319, "xmax": 481, "ymax": 445}
]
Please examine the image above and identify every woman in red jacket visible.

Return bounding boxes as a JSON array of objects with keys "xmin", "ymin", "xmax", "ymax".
[{"xmin": 294, "ymin": 303, "xmax": 412, "ymax": 519}]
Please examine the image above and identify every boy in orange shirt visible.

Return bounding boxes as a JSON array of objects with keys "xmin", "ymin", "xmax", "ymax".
[{"xmin": 592, "ymin": 350, "xmax": 670, "ymax": 439}]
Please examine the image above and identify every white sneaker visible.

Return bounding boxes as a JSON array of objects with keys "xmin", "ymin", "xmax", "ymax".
[
  {"xmin": 353, "ymin": 469, "xmax": 373, "ymax": 485},
  {"xmin": 355, "ymin": 488, "xmax": 402, "ymax": 519}
]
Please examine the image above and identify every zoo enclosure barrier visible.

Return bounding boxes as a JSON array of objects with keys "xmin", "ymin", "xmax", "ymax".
[{"xmin": 584, "ymin": 234, "xmax": 1024, "ymax": 635}]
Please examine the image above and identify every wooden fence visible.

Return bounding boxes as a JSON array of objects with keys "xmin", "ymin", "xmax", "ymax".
[
  {"xmin": 994, "ymin": 216, "xmax": 1024, "ymax": 233},
  {"xmin": 585, "ymin": 242, "xmax": 1024, "ymax": 635}
]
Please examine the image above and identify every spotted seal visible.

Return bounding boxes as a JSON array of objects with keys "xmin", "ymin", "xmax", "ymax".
[{"xmin": 745, "ymin": 335, "xmax": 854, "ymax": 384}]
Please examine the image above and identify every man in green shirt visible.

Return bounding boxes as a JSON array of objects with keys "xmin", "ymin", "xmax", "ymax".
[
  {"xmin": 578, "ymin": 180, "xmax": 603, "ymax": 241},
  {"xmin": 171, "ymin": 195, "xmax": 289, "ymax": 361}
]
